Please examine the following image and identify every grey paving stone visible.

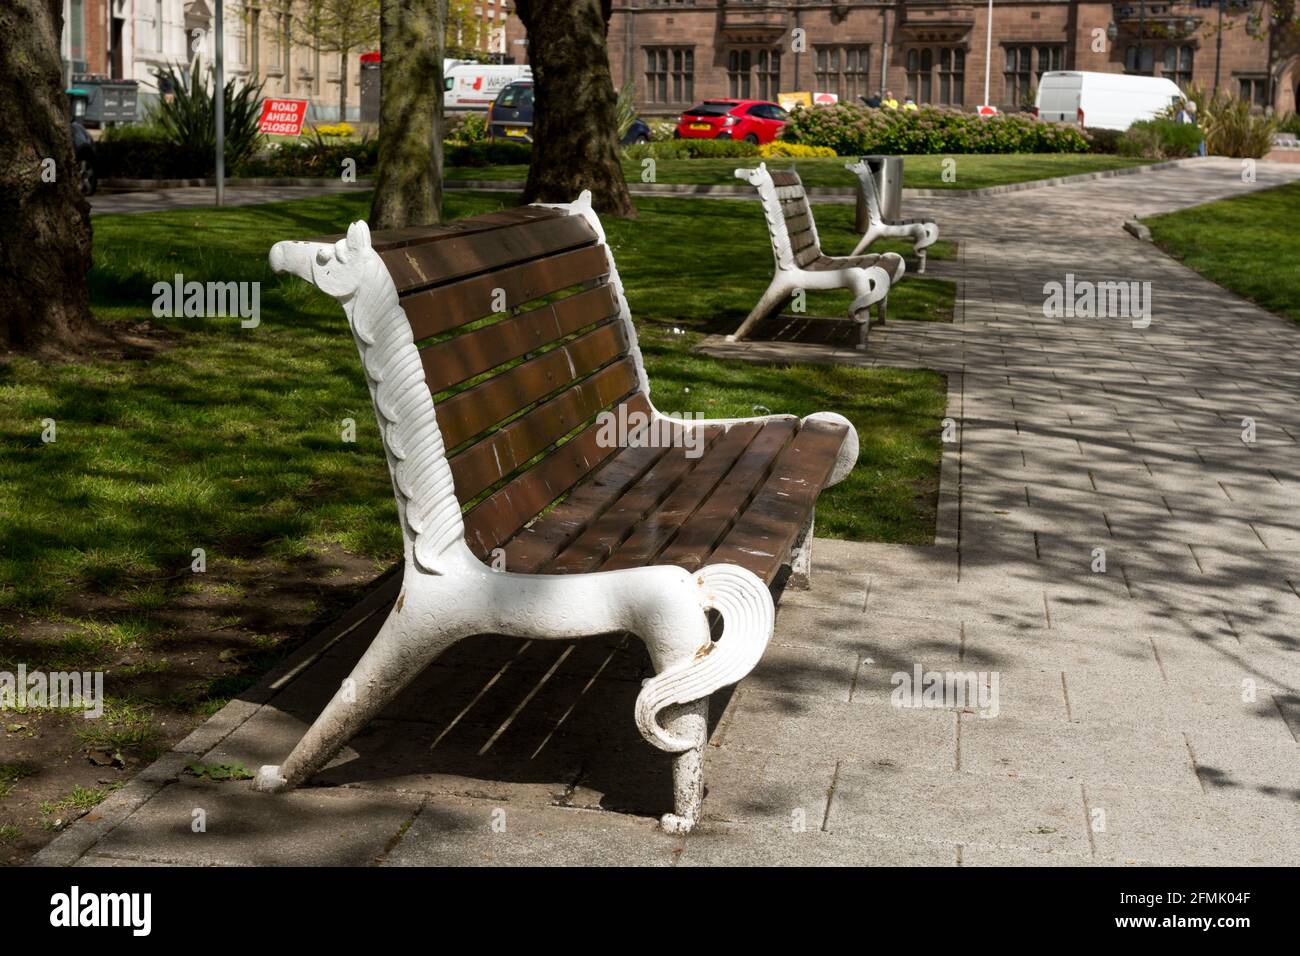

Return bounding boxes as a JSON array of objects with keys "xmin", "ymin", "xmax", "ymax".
[
  {"xmin": 827, "ymin": 765, "xmax": 1091, "ymax": 856},
  {"xmin": 382, "ymin": 796, "xmax": 681, "ymax": 866},
  {"xmin": 1084, "ymin": 784, "xmax": 1298, "ymax": 866},
  {"xmin": 677, "ymin": 821, "xmax": 960, "ymax": 866},
  {"xmin": 92, "ymin": 778, "xmax": 423, "ymax": 866},
  {"xmin": 958, "ymin": 714, "xmax": 1202, "ymax": 794}
]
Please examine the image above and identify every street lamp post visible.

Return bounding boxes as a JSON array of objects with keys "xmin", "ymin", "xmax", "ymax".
[
  {"xmin": 1137, "ymin": 0, "xmax": 1146, "ymax": 73},
  {"xmin": 1214, "ymin": 0, "xmax": 1225, "ymax": 92},
  {"xmin": 214, "ymin": 0, "xmax": 224, "ymax": 206}
]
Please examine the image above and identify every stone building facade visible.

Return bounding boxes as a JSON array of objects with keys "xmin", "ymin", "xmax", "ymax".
[{"xmin": 608, "ymin": 1, "xmax": 1299, "ymax": 117}]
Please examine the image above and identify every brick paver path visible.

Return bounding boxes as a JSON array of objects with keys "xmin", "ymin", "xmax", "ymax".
[{"xmin": 41, "ymin": 159, "xmax": 1300, "ymax": 866}]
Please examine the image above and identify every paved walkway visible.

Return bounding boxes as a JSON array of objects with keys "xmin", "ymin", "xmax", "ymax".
[
  {"xmin": 89, "ymin": 182, "xmax": 368, "ymax": 215},
  {"xmin": 40, "ymin": 159, "xmax": 1300, "ymax": 866}
]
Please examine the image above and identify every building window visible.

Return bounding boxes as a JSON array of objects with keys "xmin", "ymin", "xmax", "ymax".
[
  {"xmin": 1036, "ymin": 45, "xmax": 1063, "ymax": 79},
  {"xmin": 156, "ymin": 0, "xmax": 165, "ymax": 53},
  {"xmin": 815, "ymin": 45, "xmax": 870, "ymax": 100},
  {"xmin": 1003, "ymin": 45, "xmax": 1032, "ymax": 104},
  {"xmin": 938, "ymin": 47, "xmax": 965, "ymax": 105},
  {"xmin": 1125, "ymin": 45, "xmax": 1157, "ymax": 74},
  {"xmin": 1162, "ymin": 45, "xmax": 1194, "ymax": 87},
  {"xmin": 728, "ymin": 49, "xmax": 752, "ymax": 98},
  {"xmin": 1237, "ymin": 75, "xmax": 1267, "ymax": 106},
  {"xmin": 905, "ymin": 48, "xmax": 934, "ymax": 103},
  {"xmin": 645, "ymin": 46, "xmax": 693, "ymax": 104},
  {"xmin": 756, "ymin": 49, "xmax": 781, "ymax": 100}
]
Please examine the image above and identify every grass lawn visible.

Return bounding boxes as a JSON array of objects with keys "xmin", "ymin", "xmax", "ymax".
[
  {"xmin": 1143, "ymin": 181, "xmax": 1300, "ymax": 324},
  {"xmin": 446, "ymin": 153, "xmax": 1153, "ymax": 190},
  {"xmin": 0, "ymin": 191, "xmax": 949, "ymax": 858}
]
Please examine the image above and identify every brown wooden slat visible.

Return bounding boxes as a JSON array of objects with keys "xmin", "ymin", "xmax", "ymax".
[
  {"xmin": 784, "ymin": 212, "xmax": 813, "ymax": 236},
  {"xmin": 435, "ymin": 320, "xmax": 629, "ymax": 449},
  {"xmin": 304, "ymin": 206, "xmax": 564, "ymax": 253},
  {"xmin": 654, "ymin": 418, "xmax": 798, "ymax": 573},
  {"xmin": 705, "ymin": 419, "xmax": 850, "ymax": 583},
  {"xmin": 545, "ymin": 426, "xmax": 727, "ymax": 575},
  {"xmin": 419, "ymin": 285, "xmax": 618, "ymax": 394},
  {"xmin": 600, "ymin": 422, "xmax": 763, "ymax": 572},
  {"xmin": 402, "ymin": 244, "xmax": 611, "ymax": 342},
  {"xmin": 461, "ymin": 393, "xmax": 654, "ymax": 558},
  {"xmin": 794, "ymin": 244, "xmax": 822, "ymax": 268},
  {"xmin": 769, "ymin": 170, "xmax": 801, "ymax": 187},
  {"xmin": 502, "ymin": 443, "xmax": 669, "ymax": 573},
  {"xmin": 449, "ymin": 358, "xmax": 639, "ymax": 503},
  {"xmin": 382, "ymin": 214, "xmax": 598, "ymax": 293}
]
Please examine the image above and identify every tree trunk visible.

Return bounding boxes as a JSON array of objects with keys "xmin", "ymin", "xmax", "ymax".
[
  {"xmin": 514, "ymin": 0, "xmax": 636, "ymax": 218},
  {"xmin": 369, "ymin": 0, "xmax": 445, "ymax": 229},
  {"xmin": 0, "ymin": 0, "xmax": 98, "ymax": 354},
  {"xmin": 339, "ymin": 48, "xmax": 350, "ymax": 122}
]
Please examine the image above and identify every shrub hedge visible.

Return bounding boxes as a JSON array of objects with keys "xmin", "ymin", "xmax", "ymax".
[
  {"xmin": 622, "ymin": 138, "xmax": 760, "ymax": 160},
  {"xmin": 781, "ymin": 104, "xmax": 1094, "ymax": 154}
]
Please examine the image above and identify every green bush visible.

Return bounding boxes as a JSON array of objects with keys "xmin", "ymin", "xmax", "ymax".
[
  {"xmin": 150, "ymin": 58, "xmax": 264, "ymax": 174},
  {"xmin": 237, "ymin": 135, "xmax": 379, "ymax": 177},
  {"xmin": 445, "ymin": 112, "xmax": 488, "ymax": 145},
  {"xmin": 1117, "ymin": 117, "xmax": 1203, "ymax": 159},
  {"xmin": 780, "ymin": 104, "xmax": 1093, "ymax": 154},
  {"xmin": 444, "ymin": 140, "xmax": 534, "ymax": 167},
  {"xmin": 622, "ymin": 138, "xmax": 760, "ymax": 160},
  {"xmin": 1279, "ymin": 112, "xmax": 1300, "ymax": 136},
  {"xmin": 1083, "ymin": 127, "xmax": 1123, "ymax": 154},
  {"xmin": 97, "ymin": 124, "xmax": 208, "ymax": 178},
  {"xmin": 1203, "ymin": 94, "xmax": 1277, "ymax": 158}
]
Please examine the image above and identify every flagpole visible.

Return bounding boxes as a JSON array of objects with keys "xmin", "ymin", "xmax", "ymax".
[{"xmin": 983, "ymin": 0, "xmax": 993, "ymax": 108}]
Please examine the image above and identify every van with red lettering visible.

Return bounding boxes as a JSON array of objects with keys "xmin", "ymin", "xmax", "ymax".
[{"xmin": 444, "ymin": 64, "xmax": 532, "ymax": 112}]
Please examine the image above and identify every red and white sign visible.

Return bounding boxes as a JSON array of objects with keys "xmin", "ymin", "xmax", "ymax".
[
  {"xmin": 258, "ymin": 98, "xmax": 308, "ymax": 136},
  {"xmin": 976, "ymin": 104, "xmax": 999, "ymax": 117}
]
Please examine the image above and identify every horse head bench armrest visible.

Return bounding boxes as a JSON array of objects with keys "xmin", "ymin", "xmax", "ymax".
[
  {"xmin": 261, "ymin": 192, "xmax": 858, "ymax": 833},
  {"xmin": 730, "ymin": 162, "xmax": 906, "ymax": 349}
]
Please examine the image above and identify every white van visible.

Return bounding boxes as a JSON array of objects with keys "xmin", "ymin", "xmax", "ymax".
[
  {"xmin": 1036, "ymin": 71, "xmax": 1184, "ymax": 130},
  {"xmin": 444, "ymin": 63, "xmax": 532, "ymax": 111}
]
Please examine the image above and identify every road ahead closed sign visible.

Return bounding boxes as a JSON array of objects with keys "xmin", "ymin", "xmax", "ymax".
[{"xmin": 258, "ymin": 98, "xmax": 308, "ymax": 136}]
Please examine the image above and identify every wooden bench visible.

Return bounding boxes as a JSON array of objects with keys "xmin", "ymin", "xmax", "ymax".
[
  {"xmin": 259, "ymin": 192, "xmax": 859, "ymax": 832},
  {"xmin": 730, "ymin": 163, "xmax": 906, "ymax": 349},
  {"xmin": 845, "ymin": 158, "xmax": 939, "ymax": 273}
]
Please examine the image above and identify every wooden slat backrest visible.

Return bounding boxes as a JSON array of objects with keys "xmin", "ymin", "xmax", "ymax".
[
  {"xmin": 365, "ymin": 204, "xmax": 647, "ymax": 557},
  {"xmin": 747, "ymin": 167, "xmax": 822, "ymax": 270}
]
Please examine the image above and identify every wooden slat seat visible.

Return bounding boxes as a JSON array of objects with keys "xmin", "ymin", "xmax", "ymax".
[{"xmin": 263, "ymin": 191, "xmax": 859, "ymax": 831}]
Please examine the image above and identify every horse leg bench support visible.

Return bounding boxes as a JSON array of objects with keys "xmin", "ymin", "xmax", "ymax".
[
  {"xmin": 730, "ymin": 162, "xmax": 906, "ymax": 349},
  {"xmin": 260, "ymin": 192, "xmax": 859, "ymax": 833}
]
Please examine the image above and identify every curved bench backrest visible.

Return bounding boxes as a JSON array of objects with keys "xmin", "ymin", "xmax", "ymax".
[
  {"xmin": 289, "ymin": 197, "xmax": 652, "ymax": 568},
  {"xmin": 846, "ymin": 159, "xmax": 884, "ymax": 225},
  {"xmin": 735, "ymin": 163, "xmax": 822, "ymax": 271}
]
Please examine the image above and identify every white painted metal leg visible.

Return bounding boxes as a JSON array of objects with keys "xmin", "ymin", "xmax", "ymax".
[
  {"xmin": 788, "ymin": 510, "xmax": 814, "ymax": 590},
  {"xmin": 659, "ymin": 697, "xmax": 709, "ymax": 833}
]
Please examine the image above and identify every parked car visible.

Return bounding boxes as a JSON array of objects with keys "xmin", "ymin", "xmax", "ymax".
[
  {"xmin": 1035, "ymin": 71, "xmax": 1184, "ymax": 131},
  {"xmin": 445, "ymin": 63, "xmax": 532, "ymax": 111},
  {"xmin": 487, "ymin": 81, "xmax": 654, "ymax": 146},
  {"xmin": 674, "ymin": 100, "xmax": 789, "ymax": 144},
  {"xmin": 487, "ymin": 81, "xmax": 534, "ymax": 142},
  {"xmin": 70, "ymin": 120, "xmax": 97, "ymax": 196},
  {"xmin": 622, "ymin": 118, "xmax": 651, "ymax": 145}
]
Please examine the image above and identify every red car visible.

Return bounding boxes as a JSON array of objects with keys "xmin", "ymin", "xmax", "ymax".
[{"xmin": 674, "ymin": 99, "xmax": 790, "ymax": 145}]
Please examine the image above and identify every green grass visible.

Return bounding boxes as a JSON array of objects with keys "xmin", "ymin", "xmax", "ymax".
[
  {"xmin": 445, "ymin": 153, "xmax": 1152, "ymax": 190},
  {"xmin": 1144, "ymin": 181, "xmax": 1300, "ymax": 324},
  {"xmin": 0, "ymin": 190, "xmax": 948, "ymax": 619}
]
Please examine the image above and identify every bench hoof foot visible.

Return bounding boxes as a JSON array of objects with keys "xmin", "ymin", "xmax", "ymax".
[
  {"xmin": 660, "ymin": 813, "xmax": 697, "ymax": 835},
  {"xmin": 253, "ymin": 765, "xmax": 289, "ymax": 793}
]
